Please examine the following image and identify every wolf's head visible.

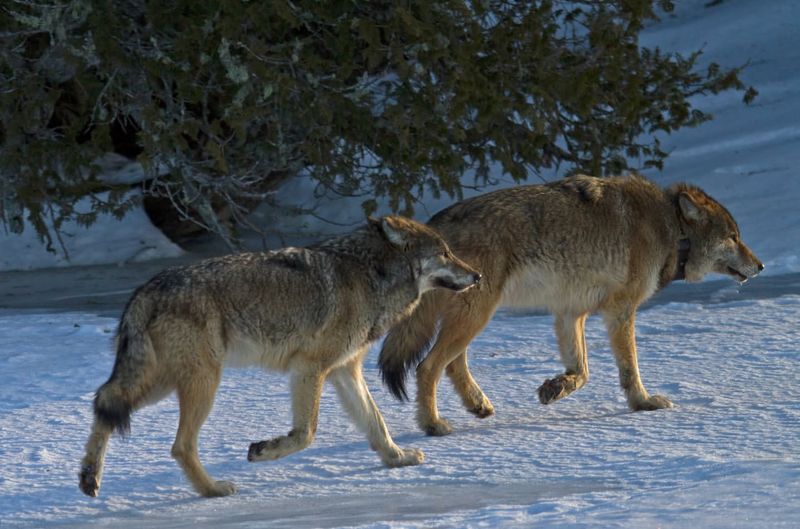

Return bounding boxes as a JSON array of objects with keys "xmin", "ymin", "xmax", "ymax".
[
  {"xmin": 370, "ymin": 216, "xmax": 482, "ymax": 293},
  {"xmin": 673, "ymin": 184, "xmax": 763, "ymax": 283}
]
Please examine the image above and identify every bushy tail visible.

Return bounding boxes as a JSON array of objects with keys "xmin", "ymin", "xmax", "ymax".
[
  {"xmin": 379, "ymin": 292, "xmax": 443, "ymax": 400},
  {"xmin": 93, "ymin": 294, "xmax": 155, "ymax": 436}
]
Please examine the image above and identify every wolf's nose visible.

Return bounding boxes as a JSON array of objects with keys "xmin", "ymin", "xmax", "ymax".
[
  {"xmin": 758, "ymin": 262, "xmax": 765, "ymax": 272},
  {"xmin": 472, "ymin": 272, "xmax": 483, "ymax": 284}
]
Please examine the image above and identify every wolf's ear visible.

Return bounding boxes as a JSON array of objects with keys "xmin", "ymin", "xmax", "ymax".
[
  {"xmin": 372, "ymin": 216, "xmax": 408, "ymax": 247},
  {"xmin": 678, "ymin": 192, "xmax": 705, "ymax": 222}
]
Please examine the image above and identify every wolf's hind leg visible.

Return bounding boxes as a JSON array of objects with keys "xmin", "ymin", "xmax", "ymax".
[
  {"xmin": 248, "ymin": 370, "xmax": 324, "ymax": 462},
  {"xmin": 417, "ymin": 294, "xmax": 499, "ymax": 436},
  {"xmin": 416, "ymin": 338, "xmax": 461, "ymax": 436},
  {"xmin": 445, "ymin": 351, "xmax": 494, "ymax": 418},
  {"xmin": 330, "ymin": 358, "xmax": 424, "ymax": 467},
  {"xmin": 79, "ymin": 420, "xmax": 113, "ymax": 497},
  {"xmin": 172, "ymin": 367, "xmax": 234, "ymax": 497},
  {"xmin": 539, "ymin": 313, "xmax": 590, "ymax": 405}
]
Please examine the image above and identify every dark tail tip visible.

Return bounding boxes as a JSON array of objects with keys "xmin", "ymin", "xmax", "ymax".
[
  {"xmin": 381, "ymin": 365, "xmax": 410, "ymax": 401},
  {"xmin": 377, "ymin": 297, "xmax": 441, "ymax": 402},
  {"xmin": 94, "ymin": 388, "xmax": 131, "ymax": 437},
  {"xmin": 378, "ymin": 346, "xmax": 410, "ymax": 402}
]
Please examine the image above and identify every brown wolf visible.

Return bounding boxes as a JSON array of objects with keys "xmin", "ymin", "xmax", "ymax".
[
  {"xmin": 79, "ymin": 216, "xmax": 481, "ymax": 497},
  {"xmin": 379, "ymin": 175, "xmax": 763, "ymax": 436}
]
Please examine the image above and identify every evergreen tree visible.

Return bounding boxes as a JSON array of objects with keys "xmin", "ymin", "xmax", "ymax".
[{"xmin": 0, "ymin": 1, "xmax": 756, "ymax": 250}]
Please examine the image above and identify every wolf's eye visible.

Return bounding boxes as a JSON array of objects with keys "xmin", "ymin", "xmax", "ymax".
[{"xmin": 729, "ymin": 234, "xmax": 739, "ymax": 243}]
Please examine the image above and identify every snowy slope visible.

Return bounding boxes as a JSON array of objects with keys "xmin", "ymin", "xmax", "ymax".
[
  {"xmin": 638, "ymin": 0, "xmax": 800, "ymax": 275},
  {"xmin": 0, "ymin": 296, "xmax": 798, "ymax": 528},
  {"xmin": 263, "ymin": 0, "xmax": 800, "ymax": 275}
]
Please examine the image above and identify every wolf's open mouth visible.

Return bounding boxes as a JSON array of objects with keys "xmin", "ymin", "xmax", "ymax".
[
  {"xmin": 727, "ymin": 267, "xmax": 748, "ymax": 283},
  {"xmin": 433, "ymin": 277, "xmax": 473, "ymax": 292}
]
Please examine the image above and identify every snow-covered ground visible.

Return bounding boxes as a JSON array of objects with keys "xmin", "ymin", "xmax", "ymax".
[
  {"xmin": 0, "ymin": 189, "xmax": 183, "ymax": 272},
  {"xmin": 1, "ymin": 295, "xmax": 798, "ymax": 528},
  {"xmin": 0, "ymin": 0, "xmax": 798, "ymax": 527}
]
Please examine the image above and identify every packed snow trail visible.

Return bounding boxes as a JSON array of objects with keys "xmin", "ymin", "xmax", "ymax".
[{"xmin": 0, "ymin": 295, "xmax": 797, "ymax": 528}]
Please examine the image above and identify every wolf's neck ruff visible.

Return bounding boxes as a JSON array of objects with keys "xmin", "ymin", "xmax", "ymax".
[
  {"xmin": 670, "ymin": 188, "xmax": 691, "ymax": 282},
  {"xmin": 674, "ymin": 238, "xmax": 690, "ymax": 281}
]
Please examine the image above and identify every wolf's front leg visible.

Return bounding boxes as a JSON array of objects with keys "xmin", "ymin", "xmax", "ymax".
[
  {"xmin": 247, "ymin": 370, "xmax": 324, "ymax": 462},
  {"xmin": 329, "ymin": 359, "xmax": 424, "ymax": 467},
  {"xmin": 602, "ymin": 307, "xmax": 674, "ymax": 411}
]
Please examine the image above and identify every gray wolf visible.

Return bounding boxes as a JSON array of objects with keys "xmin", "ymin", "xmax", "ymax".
[
  {"xmin": 79, "ymin": 216, "xmax": 481, "ymax": 497},
  {"xmin": 379, "ymin": 175, "xmax": 763, "ymax": 436}
]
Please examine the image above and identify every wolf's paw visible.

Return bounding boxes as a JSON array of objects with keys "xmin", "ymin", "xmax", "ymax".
[
  {"xmin": 383, "ymin": 447, "xmax": 425, "ymax": 468},
  {"xmin": 247, "ymin": 439, "xmax": 281, "ymax": 462},
  {"xmin": 422, "ymin": 418, "xmax": 453, "ymax": 437},
  {"xmin": 78, "ymin": 465, "xmax": 99, "ymax": 497},
  {"xmin": 202, "ymin": 480, "xmax": 238, "ymax": 498},
  {"xmin": 631, "ymin": 394, "xmax": 674, "ymax": 411},
  {"xmin": 468, "ymin": 399, "xmax": 495, "ymax": 419},
  {"xmin": 538, "ymin": 376, "xmax": 571, "ymax": 405}
]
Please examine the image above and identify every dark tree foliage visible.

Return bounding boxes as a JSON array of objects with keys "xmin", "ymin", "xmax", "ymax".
[{"xmin": 0, "ymin": 0, "xmax": 756, "ymax": 250}]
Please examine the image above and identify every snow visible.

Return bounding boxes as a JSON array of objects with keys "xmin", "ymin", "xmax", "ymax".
[
  {"xmin": 0, "ymin": 190, "xmax": 183, "ymax": 272},
  {"xmin": 0, "ymin": 296, "xmax": 798, "ymax": 528},
  {"xmin": 1, "ymin": 0, "xmax": 799, "ymax": 527}
]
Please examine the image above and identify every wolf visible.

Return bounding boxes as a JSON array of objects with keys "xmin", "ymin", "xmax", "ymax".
[
  {"xmin": 78, "ymin": 215, "xmax": 481, "ymax": 497},
  {"xmin": 379, "ymin": 175, "xmax": 763, "ymax": 436}
]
